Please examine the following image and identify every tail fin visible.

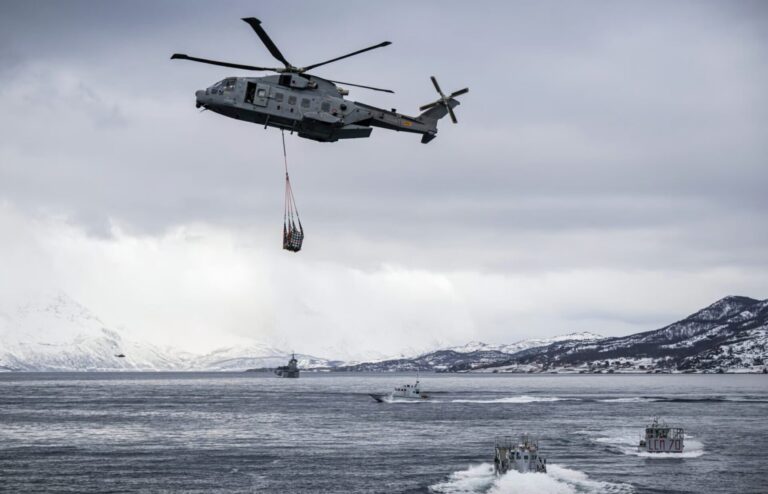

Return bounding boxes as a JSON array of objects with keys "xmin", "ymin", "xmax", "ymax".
[{"xmin": 419, "ymin": 99, "xmax": 460, "ymax": 123}]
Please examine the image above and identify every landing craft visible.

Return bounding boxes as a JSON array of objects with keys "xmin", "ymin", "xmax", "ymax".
[{"xmin": 171, "ymin": 17, "xmax": 468, "ymax": 143}]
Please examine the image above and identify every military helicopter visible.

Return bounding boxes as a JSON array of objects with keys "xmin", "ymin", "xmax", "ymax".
[{"xmin": 171, "ymin": 17, "xmax": 468, "ymax": 143}]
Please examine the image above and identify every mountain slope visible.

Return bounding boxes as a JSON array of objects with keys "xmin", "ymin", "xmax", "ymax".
[
  {"xmin": 194, "ymin": 344, "xmax": 343, "ymax": 371},
  {"xmin": 0, "ymin": 292, "xmax": 341, "ymax": 372},
  {"xmin": 465, "ymin": 296, "xmax": 768, "ymax": 373},
  {"xmin": 333, "ymin": 332, "xmax": 605, "ymax": 372},
  {"xmin": 0, "ymin": 293, "xmax": 191, "ymax": 371},
  {"xmin": 2, "ymin": 294, "xmax": 765, "ymax": 373}
]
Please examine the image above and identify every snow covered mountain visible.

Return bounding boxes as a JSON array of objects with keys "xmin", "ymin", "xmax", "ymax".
[
  {"xmin": 453, "ymin": 296, "xmax": 768, "ymax": 373},
  {"xmin": 332, "ymin": 332, "xmax": 605, "ymax": 372},
  {"xmin": 0, "ymin": 292, "xmax": 341, "ymax": 372},
  {"xmin": 0, "ymin": 292, "xmax": 192, "ymax": 371},
  {"xmin": 443, "ymin": 332, "xmax": 603, "ymax": 355},
  {"xmin": 2, "ymin": 293, "xmax": 765, "ymax": 373},
  {"xmin": 331, "ymin": 298, "xmax": 767, "ymax": 373},
  {"xmin": 193, "ymin": 344, "xmax": 343, "ymax": 371}
]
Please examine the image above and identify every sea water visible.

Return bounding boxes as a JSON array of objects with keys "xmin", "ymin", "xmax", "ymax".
[{"xmin": 0, "ymin": 373, "xmax": 765, "ymax": 493}]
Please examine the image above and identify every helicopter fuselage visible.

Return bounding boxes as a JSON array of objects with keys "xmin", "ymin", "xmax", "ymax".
[{"xmin": 194, "ymin": 73, "xmax": 455, "ymax": 143}]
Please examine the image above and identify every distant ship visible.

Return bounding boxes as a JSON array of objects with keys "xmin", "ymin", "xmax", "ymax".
[
  {"xmin": 275, "ymin": 353, "xmax": 300, "ymax": 378},
  {"xmin": 369, "ymin": 374, "xmax": 428, "ymax": 402},
  {"xmin": 638, "ymin": 417, "xmax": 684, "ymax": 453},
  {"xmin": 114, "ymin": 353, "xmax": 125, "ymax": 358},
  {"xmin": 494, "ymin": 435, "xmax": 547, "ymax": 475}
]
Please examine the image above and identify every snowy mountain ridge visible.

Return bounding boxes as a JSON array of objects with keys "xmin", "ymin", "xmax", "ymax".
[
  {"xmin": 1, "ymin": 293, "xmax": 765, "ymax": 373},
  {"xmin": 443, "ymin": 332, "xmax": 604, "ymax": 355}
]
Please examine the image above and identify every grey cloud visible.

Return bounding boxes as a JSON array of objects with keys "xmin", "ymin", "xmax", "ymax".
[{"xmin": 0, "ymin": 1, "xmax": 766, "ymax": 308}]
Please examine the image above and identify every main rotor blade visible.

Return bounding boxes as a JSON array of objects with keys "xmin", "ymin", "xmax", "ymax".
[
  {"xmin": 242, "ymin": 17, "xmax": 291, "ymax": 68},
  {"xmin": 327, "ymin": 79, "xmax": 394, "ymax": 93},
  {"xmin": 431, "ymin": 76, "xmax": 445, "ymax": 97},
  {"xmin": 450, "ymin": 87, "xmax": 469, "ymax": 98},
  {"xmin": 302, "ymin": 41, "xmax": 392, "ymax": 72},
  {"xmin": 171, "ymin": 53, "xmax": 275, "ymax": 71}
]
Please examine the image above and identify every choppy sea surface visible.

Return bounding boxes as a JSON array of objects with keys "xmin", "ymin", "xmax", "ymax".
[{"xmin": 0, "ymin": 373, "xmax": 766, "ymax": 493}]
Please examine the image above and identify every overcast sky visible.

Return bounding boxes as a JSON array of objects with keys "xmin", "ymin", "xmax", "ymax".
[{"xmin": 1, "ymin": 1, "xmax": 766, "ymax": 358}]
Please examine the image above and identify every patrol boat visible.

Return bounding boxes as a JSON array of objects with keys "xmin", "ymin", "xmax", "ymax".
[
  {"xmin": 638, "ymin": 417, "xmax": 684, "ymax": 453},
  {"xmin": 369, "ymin": 374, "xmax": 428, "ymax": 402},
  {"xmin": 275, "ymin": 353, "xmax": 300, "ymax": 378},
  {"xmin": 494, "ymin": 435, "xmax": 547, "ymax": 475}
]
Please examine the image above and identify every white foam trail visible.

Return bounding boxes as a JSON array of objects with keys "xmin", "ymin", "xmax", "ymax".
[
  {"xmin": 429, "ymin": 463, "xmax": 633, "ymax": 494},
  {"xmin": 547, "ymin": 465, "xmax": 634, "ymax": 493},
  {"xmin": 429, "ymin": 463, "xmax": 495, "ymax": 493},
  {"xmin": 451, "ymin": 396, "xmax": 571, "ymax": 404},
  {"xmin": 598, "ymin": 397, "xmax": 658, "ymax": 403},
  {"xmin": 382, "ymin": 396, "xmax": 429, "ymax": 404},
  {"xmin": 488, "ymin": 470, "xmax": 574, "ymax": 494}
]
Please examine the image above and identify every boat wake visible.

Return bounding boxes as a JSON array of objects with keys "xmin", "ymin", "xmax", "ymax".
[
  {"xmin": 592, "ymin": 430, "xmax": 705, "ymax": 458},
  {"xmin": 450, "ymin": 396, "xmax": 572, "ymax": 404},
  {"xmin": 429, "ymin": 463, "xmax": 634, "ymax": 493},
  {"xmin": 381, "ymin": 397, "xmax": 427, "ymax": 404},
  {"xmin": 597, "ymin": 395, "xmax": 768, "ymax": 403},
  {"xmin": 597, "ymin": 397, "xmax": 658, "ymax": 403}
]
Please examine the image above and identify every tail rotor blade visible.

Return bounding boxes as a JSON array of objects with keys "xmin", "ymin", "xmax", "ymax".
[
  {"xmin": 419, "ymin": 101, "xmax": 440, "ymax": 112},
  {"xmin": 447, "ymin": 105, "xmax": 458, "ymax": 124},
  {"xmin": 430, "ymin": 76, "xmax": 445, "ymax": 97},
  {"xmin": 450, "ymin": 87, "xmax": 469, "ymax": 98}
]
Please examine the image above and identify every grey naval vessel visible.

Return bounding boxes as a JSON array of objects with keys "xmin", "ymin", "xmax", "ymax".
[
  {"xmin": 274, "ymin": 353, "xmax": 300, "ymax": 378},
  {"xmin": 494, "ymin": 435, "xmax": 547, "ymax": 475},
  {"xmin": 369, "ymin": 375, "xmax": 428, "ymax": 402},
  {"xmin": 638, "ymin": 417, "xmax": 684, "ymax": 453}
]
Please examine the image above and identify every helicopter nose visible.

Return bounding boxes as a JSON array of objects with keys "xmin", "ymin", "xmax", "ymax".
[{"xmin": 195, "ymin": 89, "xmax": 204, "ymax": 108}]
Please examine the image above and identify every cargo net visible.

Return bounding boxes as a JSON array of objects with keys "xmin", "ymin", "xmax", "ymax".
[{"xmin": 281, "ymin": 131, "xmax": 303, "ymax": 252}]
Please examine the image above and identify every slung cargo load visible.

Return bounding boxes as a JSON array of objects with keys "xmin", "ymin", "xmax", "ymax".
[{"xmin": 281, "ymin": 131, "xmax": 303, "ymax": 252}]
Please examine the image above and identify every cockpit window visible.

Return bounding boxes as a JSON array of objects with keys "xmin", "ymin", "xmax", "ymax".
[{"xmin": 222, "ymin": 78, "xmax": 236, "ymax": 91}]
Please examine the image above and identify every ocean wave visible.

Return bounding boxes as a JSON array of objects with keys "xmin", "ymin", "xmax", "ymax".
[{"xmin": 429, "ymin": 463, "xmax": 633, "ymax": 494}]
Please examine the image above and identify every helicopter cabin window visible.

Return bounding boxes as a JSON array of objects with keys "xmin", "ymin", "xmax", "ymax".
[
  {"xmin": 288, "ymin": 95, "xmax": 297, "ymax": 105},
  {"xmin": 222, "ymin": 78, "xmax": 236, "ymax": 91},
  {"xmin": 321, "ymin": 101, "xmax": 331, "ymax": 112},
  {"xmin": 301, "ymin": 98, "xmax": 310, "ymax": 109},
  {"xmin": 274, "ymin": 92, "xmax": 284, "ymax": 103}
]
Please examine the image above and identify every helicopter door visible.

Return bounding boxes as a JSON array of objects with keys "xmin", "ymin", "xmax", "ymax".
[{"xmin": 245, "ymin": 82, "xmax": 269, "ymax": 107}]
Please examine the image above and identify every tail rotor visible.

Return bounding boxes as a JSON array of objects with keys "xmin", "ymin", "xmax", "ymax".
[{"xmin": 419, "ymin": 76, "xmax": 469, "ymax": 124}]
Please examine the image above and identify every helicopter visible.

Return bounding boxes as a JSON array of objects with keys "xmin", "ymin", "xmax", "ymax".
[{"xmin": 171, "ymin": 17, "xmax": 468, "ymax": 143}]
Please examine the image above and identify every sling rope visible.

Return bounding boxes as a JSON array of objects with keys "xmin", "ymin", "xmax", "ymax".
[{"xmin": 282, "ymin": 130, "xmax": 304, "ymax": 252}]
